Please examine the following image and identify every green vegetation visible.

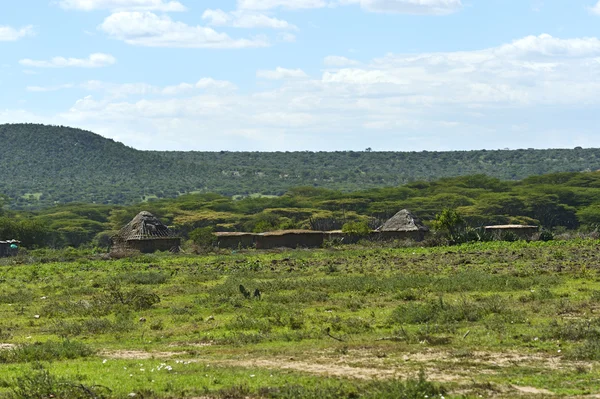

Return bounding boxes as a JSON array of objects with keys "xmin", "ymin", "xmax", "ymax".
[
  {"xmin": 4, "ymin": 124, "xmax": 600, "ymax": 209},
  {"xmin": 3, "ymin": 170, "xmax": 600, "ymax": 248},
  {"xmin": 0, "ymin": 240, "xmax": 599, "ymax": 397}
]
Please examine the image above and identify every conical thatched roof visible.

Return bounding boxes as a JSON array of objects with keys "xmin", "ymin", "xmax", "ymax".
[
  {"xmin": 377, "ymin": 209, "xmax": 429, "ymax": 232},
  {"xmin": 116, "ymin": 211, "xmax": 176, "ymax": 241}
]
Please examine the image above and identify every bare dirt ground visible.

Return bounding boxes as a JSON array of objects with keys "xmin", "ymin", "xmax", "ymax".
[{"xmin": 101, "ymin": 345, "xmax": 584, "ymax": 397}]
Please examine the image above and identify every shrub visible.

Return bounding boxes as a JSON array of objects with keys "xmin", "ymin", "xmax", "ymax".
[
  {"xmin": 119, "ymin": 271, "xmax": 169, "ymax": 285},
  {"xmin": 539, "ymin": 230, "xmax": 554, "ymax": 242},
  {"xmin": 8, "ymin": 364, "xmax": 111, "ymax": 399},
  {"xmin": 341, "ymin": 221, "xmax": 371, "ymax": 236},
  {"xmin": 0, "ymin": 340, "xmax": 94, "ymax": 363},
  {"xmin": 189, "ymin": 227, "xmax": 217, "ymax": 248}
]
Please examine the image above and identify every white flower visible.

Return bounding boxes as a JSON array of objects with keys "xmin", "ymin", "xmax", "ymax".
[{"xmin": 102, "ymin": 359, "xmax": 107, "ymax": 364}]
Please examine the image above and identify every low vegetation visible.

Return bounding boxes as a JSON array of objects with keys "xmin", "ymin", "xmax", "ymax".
[{"xmin": 0, "ymin": 239, "xmax": 600, "ymax": 397}]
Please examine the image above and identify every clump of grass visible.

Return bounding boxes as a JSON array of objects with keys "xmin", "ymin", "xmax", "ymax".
[
  {"xmin": 254, "ymin": 371, "xmax": 445, "ymax": 399},
  {"xmin": 7, "ymin": 364, "xmax": 111, "ymax": 399},
  {"xmin": 568, "ymin": 338, "xmax": 600, "ymax": 361},
  {"xmin": 0, "ymin": 340, "xmax": 94, "ymax": 363},
  {"xmin": 389, "ymin": 296, "xmax": 494, "ymax": 325},
  {"xmin": 544, "ymin": 318, "xmax": 600, "ymax": 341},
  {"xmin": 102, "ymin": 283, "xmax": 161, "ymax": 311},
  {"xmin": 50, "ymin": 314, "xmax": 136, "ymax": 338},
  {"xmin": 118, "ymin": 271, "xmax": 169, "ymax": 285}
]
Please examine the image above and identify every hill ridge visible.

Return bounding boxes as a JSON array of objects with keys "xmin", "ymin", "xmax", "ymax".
[{"xmin": 2, "ymin": 123, "xmax": 600, "ymax": 209}]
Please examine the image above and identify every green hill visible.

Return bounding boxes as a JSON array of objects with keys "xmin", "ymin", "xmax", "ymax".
[{"xmin": 2, "ymin": 123, "xmax": 600, "ymax": 209}]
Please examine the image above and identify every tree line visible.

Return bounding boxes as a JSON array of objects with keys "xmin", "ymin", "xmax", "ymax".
[{"xmin": 2, "ymin": 171, "xmax": 600, "ymax": 249}]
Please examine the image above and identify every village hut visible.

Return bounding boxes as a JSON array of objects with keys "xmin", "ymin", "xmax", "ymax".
[
  {"xmin": 376, "ymin": 209, "xmax": 429, "ymax": 241},
  {"xmin": 215, "ymin": 232, "xmax": 257, "ymax": 249},
  {"xmin": 0, "ymin": 240, "xmax": 20, "ymax": 258},
  {"xmin": 111, "ymin": 211, "xmax": 180, "ymax": 253},
  {"xmin": 484, "ymin": 225, "xmax": 538, "ymax": 240},
  {"xmin": 255, "ymin": 230, "xmax": 324, "ymax": 250}
]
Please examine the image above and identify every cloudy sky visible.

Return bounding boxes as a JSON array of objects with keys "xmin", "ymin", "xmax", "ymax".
[{"xmin": 2, "ymin": 0, "xmax": 600, "ymax": 151}]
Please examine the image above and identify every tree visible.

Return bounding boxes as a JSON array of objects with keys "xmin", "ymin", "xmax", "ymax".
[
  {"xmin": 0, "ymin": 194, "xmax": 7, "ymax": 216},
  {"xmin": 432, "ymin": 209, "xmax": 465, "ymax": 239},
  {"xmin": 341, "ymin": 221, "xmax": 371, "ymax": 236},
  {"xmin": 189, "ymin": 227, "xmax": 216, "ymax": 249}
]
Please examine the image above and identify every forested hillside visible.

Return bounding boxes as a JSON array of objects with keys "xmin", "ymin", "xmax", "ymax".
[{"xmin": 2, "ymin": 123, "xmax": 600, "ymax": 209}]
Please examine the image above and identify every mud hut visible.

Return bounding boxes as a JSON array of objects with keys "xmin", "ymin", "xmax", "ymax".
[
  {"xmin": 0, "ymin": 240, "xmax": 20, "ymax": 258},
  {"xmin": 111, "ymin": 211, "xmax": 180, "ymax": 253},
  {"xmin": 376, "ymin": 209, "xmax": 429, "ymax": 241}
]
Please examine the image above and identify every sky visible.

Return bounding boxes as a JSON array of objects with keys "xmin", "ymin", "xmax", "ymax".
[{"xmin": 1, "ymin": 0, "xmax": 600, "ymax": 151}]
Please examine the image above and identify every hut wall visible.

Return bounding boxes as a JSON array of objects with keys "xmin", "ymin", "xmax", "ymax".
[
  {"xmin": 217, "ymin": 234, "xmax": 256, "ymax": 249},
  {"xmin": 0, "ymin": 242, "xmax": 7, "ymax": 258},
  {"xmin": 256, "ymin": 233, "xmax": 324, "ymax": 249},
  {"xmin": 117, "ymin": 238, "xmax": 181, "ymax": 253},
  {"xmin": 324, "ymin": 231, "xmax": 427, "ymax": 244},
  {"xmin": 376, "ymin": 231, "xmax": 427, "ymax": 242},
  {"xmin": 0, "ymin": 242, "xmax": 19, "ymax": 258},
  {"xmin": 484, "ymin": 227, "xmax": 538, "ymax": 240}
]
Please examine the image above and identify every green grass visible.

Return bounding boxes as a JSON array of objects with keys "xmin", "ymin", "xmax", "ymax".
[{"xmin": 2, "ymin": 239, "xmax": 600, "ymax": 397}]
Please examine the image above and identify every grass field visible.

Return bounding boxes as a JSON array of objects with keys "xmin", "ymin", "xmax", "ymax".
[{"xmin": 1, "ymin": 239, "xmax": 600, "ymax": 398}]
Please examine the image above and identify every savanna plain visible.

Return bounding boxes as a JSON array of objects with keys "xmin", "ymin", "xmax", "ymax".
[{"xmin": 1, "ymin": 240, "xmax": 600, "ymax": 398}]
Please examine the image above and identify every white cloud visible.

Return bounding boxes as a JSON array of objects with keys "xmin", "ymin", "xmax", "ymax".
[
  {"xmin": 0, "ymin": 25, "xmax": 35, "ymax": 41},
  {"xmin": 257, "ymin": 67, "xmax": 309, "ymax": 79},
  {"xmin": 202, "ymin": 9, "xmax": 297, "ymax": 30},
  {"xmin": 237, "ymin": 0, "xmax": 328, "ymax": 10},
  {"xmin": 237, "ymin": 0, "xmax": 462, "ymax": 14},
  {"xmin": 340, "ymin": 0, "xmax": 462, "ymax": 15},
  {"xmin": 323, "ymin": 68, "xmax": 409, "ymax": 84},
  {"xmin": 162, "ymin": 78, "xmax": 238, "ymax": 94},
  {"xmin": 58, "ymin": 0, "xmax": 186, "ymax": 12},
  {"xmin": 27, "ymin": 84, "xmax": 76, "ymax": 92},
  {"xmin": 324, "ymin": 55, "xmax": 359, "ymax": 66},
  {"xmin": 100, "ymin": 11, "xmax": 269, "ymax": 48},
  {"xmin": 27, "ymin": 78, "xmax": 237, "ymax": 97},
  {"xmin": 278, "ymin": 32, "xmax": 297, "ymax": 42},
  {"xmin": 496, "ymin": 34, "xmax": 600, "ymax": 58},
  {"xmin": 19, "ymin": 53, "xmax": 116, "ymax": 68},
  {"xmin": 12, "ymin": 34, "xmax": 600, "ymax": 151},
  {"xmin": 590, "ymin": 1, "xmax": 600, "ymax": 15}
]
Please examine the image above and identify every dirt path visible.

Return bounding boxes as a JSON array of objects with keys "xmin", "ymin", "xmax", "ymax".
[{"xmin": 100, "ymin": 346, "xmax": 578, "ymax": 397}]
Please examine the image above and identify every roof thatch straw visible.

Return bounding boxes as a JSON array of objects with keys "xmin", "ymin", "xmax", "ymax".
[
  {"xmin": 115, "ymin": 211, "xmax": 176, "ymax": 241},
  {"xmin": 377, "ymin": 209, "xmax": 429, "ymax": 232}
]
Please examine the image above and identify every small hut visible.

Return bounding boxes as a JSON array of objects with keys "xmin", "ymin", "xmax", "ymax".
[
  {"xmin": 111, "ymin": 211, "xmax": 180, "ymax": 253},
  {"xmin": 0, "ymin": 240, "xmax": 20, "ymax": 258},
  {"xmin": 376, "ymin": 209, "xmax": 429, "ymax": 241}
]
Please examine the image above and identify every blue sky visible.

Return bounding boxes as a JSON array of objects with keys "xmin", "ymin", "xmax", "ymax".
[{"xmin": 1, "ymin": 0, "xmax": 600, "ymax": 151}]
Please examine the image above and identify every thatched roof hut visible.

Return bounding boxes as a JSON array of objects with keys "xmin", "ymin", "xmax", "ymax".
[
  {"xmin": 377, "ymin": 209, "xmax": 429, "ymax": 232},
  {"xmin": 111, "ymin": 211, "xmax": 180, "ymax": 253},
  {"xmin": 376, "ymin": 209, "xmax": 429, "ymax": 241}
]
